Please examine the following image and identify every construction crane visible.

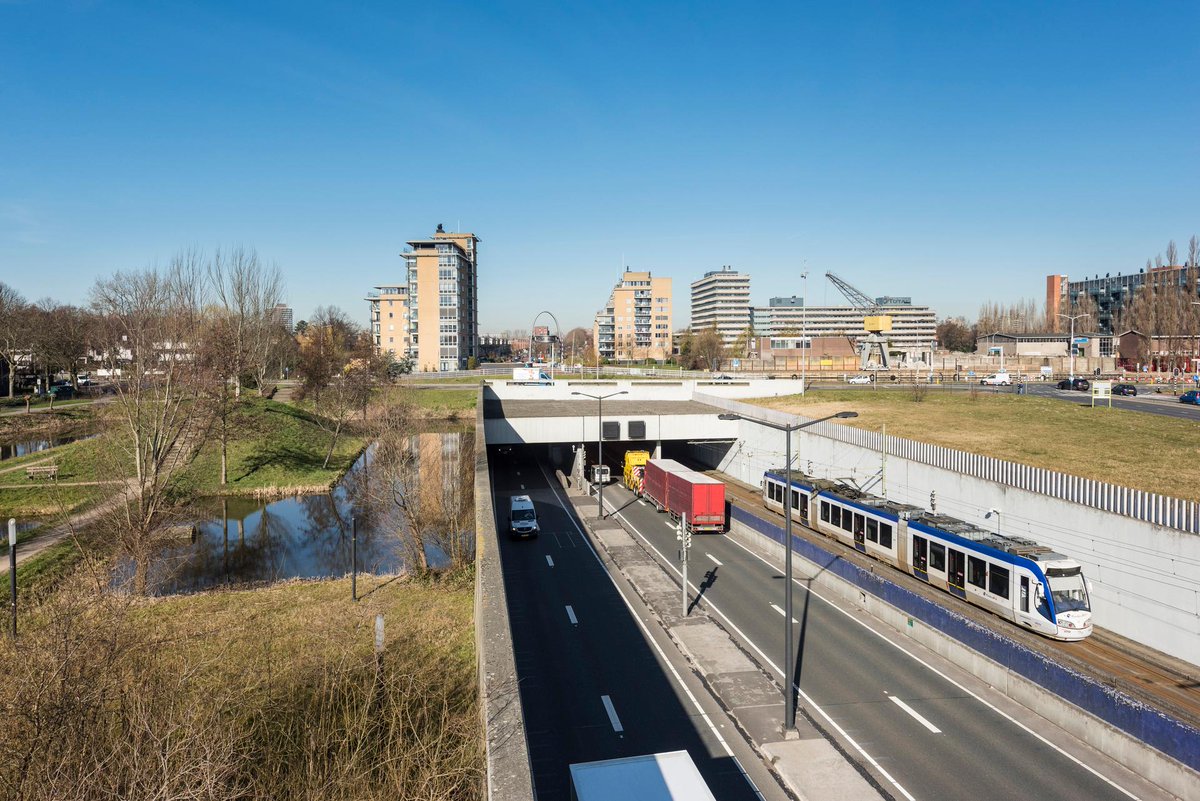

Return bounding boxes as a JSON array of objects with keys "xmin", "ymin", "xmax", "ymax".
[{"xmin": 825, "ymin": 271, "xmax": 894, "ymax": 370}]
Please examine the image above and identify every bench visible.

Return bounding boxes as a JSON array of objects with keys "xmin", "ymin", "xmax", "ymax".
[{"xmin": 25, "ymin": 464, "xmax": 59, "ymax": 481}]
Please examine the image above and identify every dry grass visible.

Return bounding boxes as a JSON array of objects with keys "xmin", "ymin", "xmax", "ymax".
[
  {"xmin": 751, "ymin": 390, "xmax": 1200, "ymax": 500},
  {"xmin": 0, "ymin": 572, "xmax": 481, "ymax": 801}
]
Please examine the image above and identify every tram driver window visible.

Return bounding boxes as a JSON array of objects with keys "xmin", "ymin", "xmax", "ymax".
[
  {"xmin": 967, "ymin": 556, "xmax": 987, "ymax": 589},
  {"xmin": 866, "ymin": 519, "xmax": 878, "ymax": 543},
  {"xmin": 929, "ymin": 542, "xmax": 945, "ymax": 571},
  {"xmin": 821, "ymin": 502, "xmax": 830, "ymax": 523},
  {"xmin": 879, "ymin": 523, "xmax": 893, "ymax": 549}
]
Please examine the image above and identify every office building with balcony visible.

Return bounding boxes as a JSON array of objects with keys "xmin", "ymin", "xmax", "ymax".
[
  {"xmin": 369, "ymin": 225, "xmax": 479, "ymax": 371},
  {"xmin": 690, "ymin": 266, "xmax": 751, "ymax": 345},
  {"xmin": 593, "ymin": 268, "xmax": 673, "ymax": 361}
]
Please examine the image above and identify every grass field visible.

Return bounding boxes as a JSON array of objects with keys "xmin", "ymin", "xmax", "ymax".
[
  {"xmin": 751, "ymin": 389, "xmax": 1200, "ymax": 500},
  {"xmin": 1, "ymin": 572, "xmax": 481, "ymax": 800},
  {"xmin": 0, "ymin": 435, "xmax": 117, "ymax": 516},
  {"xmin": 173, "ymin": 397, "xmax": 367, "ymax": 497}
]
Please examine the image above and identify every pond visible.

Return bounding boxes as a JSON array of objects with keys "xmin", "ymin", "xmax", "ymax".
[
  {"xmin": 0, "ymin": 434, "xmax": 87, "ymax": 462},
  {"xmin": 113, "ymin": 429, "xmax": 473, "ymax": 595}
]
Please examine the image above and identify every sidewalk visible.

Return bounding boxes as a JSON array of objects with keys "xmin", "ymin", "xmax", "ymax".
[{"xmin": 568, "ymin": 492, "xmax": 882, "ymax": 801}]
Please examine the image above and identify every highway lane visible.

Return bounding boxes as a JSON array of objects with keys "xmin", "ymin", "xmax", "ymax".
[
  {"xmin": 491, "ymin": 448, "xmax": 783, "ymax": 801},
  {"xmin": 596, "ymin": 479, "xmax": 1168, "ymax": 801}
]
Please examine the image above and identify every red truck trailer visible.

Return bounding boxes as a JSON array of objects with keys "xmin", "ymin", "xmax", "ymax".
[{"xmin": 641, "ymin": 459, "xmax": 727, "ymax": 533}]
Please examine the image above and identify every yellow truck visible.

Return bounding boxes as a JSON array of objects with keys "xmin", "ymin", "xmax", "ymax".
[{"xmin": 623, "ymin": 450, "xmax": 651, "ymax": 495}]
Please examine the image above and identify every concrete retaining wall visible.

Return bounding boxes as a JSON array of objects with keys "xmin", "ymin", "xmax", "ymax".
[
  {"xmin": 474, "ymin": 399, "xmax": 536, "ymax": 801},
  {"xmin": 724, "ymin": 507, "xmax": 1200, "ymax": 800},
  {"xmin": 690, "ymin": 393, "xmax": 1200, "ymax": 666}
]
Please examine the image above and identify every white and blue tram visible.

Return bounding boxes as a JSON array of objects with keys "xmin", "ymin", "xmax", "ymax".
[{"xmin": 762, "ymin": 469, "xmax": 1093, "ymax": 641}]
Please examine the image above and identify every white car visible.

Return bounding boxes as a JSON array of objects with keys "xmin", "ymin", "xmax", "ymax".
[{"xmin": 848, "ymin": 375, "xmax": 872, "ymax": 384}]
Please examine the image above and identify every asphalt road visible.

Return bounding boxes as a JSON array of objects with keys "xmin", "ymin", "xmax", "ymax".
[
  {"xmin": 491, "ymin": 449, "xmax": 784, "ymax": 801},
  {"xmin": 596, "ymin": 478, "xmax": 1168, "ymax": 801},
  {"xmin": 826, "ymin": 381, "xmax": 1200, "ymax": 421}
]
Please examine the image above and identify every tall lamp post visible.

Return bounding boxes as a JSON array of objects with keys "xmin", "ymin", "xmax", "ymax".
[
  {"xmin": 1191, "ymin": 302, "xmax": 1200, "ymax": 381},
  {"xmin": 800, "ymin": 268, "xmax": 809, "ymax": 393},
  {"xmin": 8, "ymin": 517, "xmax": 16, "ymax": 639},
  {"xmin": 1057, "ymin": 313, "xmax": 1090, "ymax": 381},
  {"xmin": 717, "ymin": 409, "xmax": 858, "ymax": 735},
  {"xmin": 572, "ymin": 390, "xmax": 628, "ymax": 518}
]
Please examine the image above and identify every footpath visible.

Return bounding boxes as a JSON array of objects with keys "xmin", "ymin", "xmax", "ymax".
[{"xmin": 563, "ymin": 484, "xmax": 882, "ymax": 801}]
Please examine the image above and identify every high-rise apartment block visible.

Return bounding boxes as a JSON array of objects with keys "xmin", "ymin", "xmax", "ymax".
[
  {"xmin": 368, "ymin": 225, "xmax": 479, "ymax": 371},
  {"xmin": 1045, "ymin": 264, "xmax": 1197, "ymax": 334},
  {"xmin": 270, "ymin": 303, "xmax": 294, "ymax": 332},
  {"xmin": 690, "ymin": 266, "xmax": 751, "ymax": 345},
  {"xmin": 593, "ymin": 268, "xmax": 673, "ymax": 361}
]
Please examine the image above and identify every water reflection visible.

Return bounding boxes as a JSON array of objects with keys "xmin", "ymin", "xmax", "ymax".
[
  {"xmin": 116, "ymin": 429, "xmax": 471, "ymax": 596},
  {"xmin": 0, "ymin": 435, "xmax": 85, "ymax": 461}
]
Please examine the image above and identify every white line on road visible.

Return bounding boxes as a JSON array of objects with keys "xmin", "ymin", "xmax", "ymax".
[
  {"xmin": 706, "ymin": 553, "xmax": 723, "ymax": 566},
  {"xmin": 889, "ymin": 695, "xmax": 942, "ymax": 734},
  {"xmin": 770, "ymin": 603, "xmax": 798, "ymax": 624},
  {"xmin": 539, "ymin": 464, "xmax": 764, "ymax": 799},
  {"xmin": 520, "ymin": 484, "xmax": 525, "ymax": 490},
  {"xmin": 565, "ymin": 605, "xmax": 578, "ymax": 625},
  {"xmin": 600, "ymin": 694, "xmax": 624, "ymax": 733},
  {"xmin": 546, "ymin": 555, "xmax": 554, "ymax": 568}
]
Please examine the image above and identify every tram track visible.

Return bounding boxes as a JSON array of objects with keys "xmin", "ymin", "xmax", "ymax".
[{"xmin": 676, "ymin": 459, "xmax": 1200, "ymax": 734}]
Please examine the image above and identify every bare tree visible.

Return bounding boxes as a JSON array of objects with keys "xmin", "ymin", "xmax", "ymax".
[
  {"xmin": 296, "ymin": 306, "xmax": 359, "ymax": 400},
  {"xmin": 1166, "ymin": 240, "xmax": 1179, "ymax": 268},
  {"xmin": 691, "ymin": 324, "xmax": 725, "ymax": 371},
  {"xmin": 0, "ymin": 282, "xmax": 29, "ymax": 397},
  {"xmin": 90, "ymin": 253, "xmax": 210, "ymax": 594},
  {"xmin": 208, "ymin": 247, "xmax": 285, "ymax": 397}
]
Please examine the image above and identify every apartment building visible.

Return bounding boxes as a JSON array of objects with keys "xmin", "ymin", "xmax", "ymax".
[
  {"xmin": 270, "ymin": 303, "xmax": 294, "ymax": 333},
  {"xmin": 368, "ymin": 225, "xmax": 479, "ymax": 371},
  {"xmin": 690, "ymin": 266, "xmax": 751, "ymax": 345},
  {"xmin": 1046, "ymin": 264, "xmax": 1198, "ymax": 334},
  {"xmin": 751, "ymin": 296, "xmax": 936, "ymax": 356},
  {"xmin": 593, "ymin": 268, "xmax": 673, "ymax": 361}
]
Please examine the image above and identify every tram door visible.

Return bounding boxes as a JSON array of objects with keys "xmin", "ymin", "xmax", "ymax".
[
  {"xmin": 947, "ymin": 549, "xmax": 966, "ymax": 599},
  {"xmin": 853, "ymin": 513, "xmax": 865, "ymax": 552},
  {"xmin": 1020, "ymin": 576, "xmax": 1030, "ymax": 613},
  {"xmin": 911, "ymin": 535, "xmax": 928, "ymax": 581}
]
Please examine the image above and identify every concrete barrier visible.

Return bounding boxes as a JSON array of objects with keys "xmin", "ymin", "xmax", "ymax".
[
  {"xmin": 726, "ymin": 507, "xmax": 1200, "ymax": 800},
  {"xmin": 474, "ymin": 397, "xmax": 536, "ymax": 801}
]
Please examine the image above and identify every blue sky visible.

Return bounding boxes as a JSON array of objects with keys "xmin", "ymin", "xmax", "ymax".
[{"xmin": 1, "ymin": 1, "xmax": 1197, "ymax": 333}]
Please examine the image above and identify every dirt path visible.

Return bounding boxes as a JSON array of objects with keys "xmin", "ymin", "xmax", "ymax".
[
  {"xmin": 0, "ymin": 454, "xmax": 57, "ymax": 475},
  {"xmin": 1, "ymin": 483, "xmax": 127, "ymax": 571}
]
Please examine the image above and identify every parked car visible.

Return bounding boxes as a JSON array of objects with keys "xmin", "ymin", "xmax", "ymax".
[
  {"xmin": 979, "ymin": 372, "xmax": 1011, "ymax": 386},
  {"xmin": 48, "ymin": 383, "xmax": 75, "ymax": 399},
  {"xmin": 848, "ymin": 374, "xmax": 872, "ymax": 385},
  {"xmin": 1056, "ymin": 378, "xmax": 1091, "ymax": 391},
  {"xmin": 1181, "ymin": 390, "xmax": 1200, "ymax": 406},
  {"xmin": 1112, "ymin": 383, "xmax": 1137, "ymax": 396}
]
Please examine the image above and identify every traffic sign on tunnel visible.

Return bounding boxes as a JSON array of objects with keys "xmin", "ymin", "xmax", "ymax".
[
  {"xmin": 628, "ymin": 420, "xmax": 646, "ymax": 439},
  {"xmin": 601, "ymin": 421, "xmax": 620, "ymax": 440}
]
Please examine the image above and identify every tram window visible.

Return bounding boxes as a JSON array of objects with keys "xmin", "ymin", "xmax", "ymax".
[
  {"xmin": 854, "ymin": 513, "xmax": 865, "ymax": 535},
  {"xmin": 1020, "ymin": 576, "xmax": 1030, "ymax": 612},
  {"xmin": 866, "ymin": 519, "xmax": 878, "ymax": 542},
  {"xmin": 799, "ymin": 496, "xmax": 808, "ymax": 517},
  {"xmin": 989, "ymin": 565, "xmax": 1010, "ymax": 598},
  {"xmin": 929, "ymin": 542, "xmax": 945, "ymax": 571},
  {"xmin": 879, "ymin": 523, "xmax": 893, "ymax": 549},
  {"xmin": 821, "ymin": 502, "xmax": 830, "ymax": 523},
  {"xmin": 792, "ymin": 491, "xmax": 801, "ymax": 510},
  {"xmin": 768, "ymin": 482, "xmax": 777, "ymax": 502},
  {"xmin": 841, "ymin": 507, "xmax": 853, "ymax": 532},
  {"xmin": 967, "ymin": 556, "xmax": 987, "ymax": 589},
  {"xmin": 829, "ymin": 505, "xmax": 840, "ymax": 527}
]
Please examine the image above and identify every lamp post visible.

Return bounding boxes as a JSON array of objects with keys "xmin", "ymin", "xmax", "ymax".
[
  {"xmin": 1191, "ymin": 302, "xmax": 1200, "ymax": 382},
  {"xmin": 717, "ymin": 410, "xmax": 858, "ymax": 735},
  {"xmin": 8, "ymin": 517, "xmax": 16, "ymax": 639},
  {"xmin": 571, "ymin": 390, "xmax": 628, "ymax": 518},
  {"xmin": 800, "ymin": 269, "xmax": 808, "ymax": 393},
  {"xmin": 985, "ymin": 508, "xmax": 1001, "ymax": 537},
  {"xmin": 1057, "ymin": 313, "xmax": 1090, "ymax": 381}
]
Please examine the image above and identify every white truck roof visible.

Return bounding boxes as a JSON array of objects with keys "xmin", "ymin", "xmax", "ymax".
[{"xmin": 569, "ymin": 751, "xmax": 715, "ymax": 801}]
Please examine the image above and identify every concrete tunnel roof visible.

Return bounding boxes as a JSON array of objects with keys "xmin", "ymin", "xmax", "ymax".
[{"xmin": 483, "ymin": 398, "xmax": 724, "ymax": 419}]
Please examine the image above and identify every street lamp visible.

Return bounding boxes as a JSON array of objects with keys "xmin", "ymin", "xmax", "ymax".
[
  {"xmin": 8, "ymin": 517, "xmax": 16, "ymax": 639},
  {"xmin": 717, "ymin": 409, "xmax": 858, "ymax": 735},
  {"xmin": 1057, "ymin": 313, "xmax": 1090, "ymax": 381},
  {"xmin": 1191, "ymin": 302, "xmax": 1200, "ymax": 382},
  {"xmin": 800, "ymin": 269, "xmax": 808, "ymax": 394},
  {"xmin": 572, "ymin": 390, "xmax": 628, "ymax": 518},
  {"xmin": 984, "ymin": 508, "xmax": 1001, "ymax": 536}
]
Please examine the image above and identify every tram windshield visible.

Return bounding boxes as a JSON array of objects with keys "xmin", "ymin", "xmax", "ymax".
[{"xmin": 1048, "ymin": 571, "xmax": 1090, "ymax": 613}]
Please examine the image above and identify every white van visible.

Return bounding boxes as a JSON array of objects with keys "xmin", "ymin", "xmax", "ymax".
[
  {"xmin": 980, "ymin": 372, "xmax": 1011, "ymax": 386},
  {"xmin": 509, "ymin": 495, "xmax": 539, "ymax": 538}
]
